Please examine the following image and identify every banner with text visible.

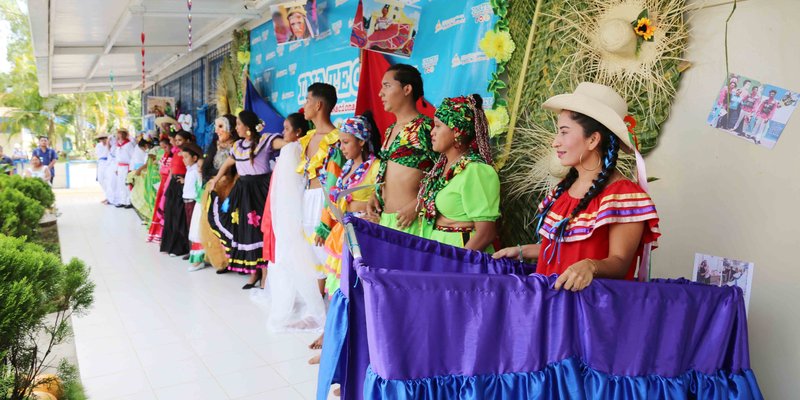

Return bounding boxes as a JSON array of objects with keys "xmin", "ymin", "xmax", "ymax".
[{"xmin": 249, "ymin": 0, "xmax": 497, "ymax": 121}]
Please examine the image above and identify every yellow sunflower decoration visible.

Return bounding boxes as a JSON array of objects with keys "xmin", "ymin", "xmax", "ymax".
[
  {"xmin": 485, "ymin": 106, "xmax": 510, "ymax": 138},
  {"xmin": 479, "ymin": 30, "xmax": 516, "ymax": 63},
  {"xmin": 634, "ymin": 16, "xmax": 655, "ymax": 41}
]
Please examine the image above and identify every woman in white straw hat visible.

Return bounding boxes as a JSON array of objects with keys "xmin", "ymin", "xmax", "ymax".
[{"xmin": 494, "ymin": 82, "xmax": 661, "ymax": 291}]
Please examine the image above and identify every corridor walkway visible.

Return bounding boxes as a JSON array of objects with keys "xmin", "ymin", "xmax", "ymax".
[{"xmin": 57, "ymin": 187, "xmax": 334, "ymax": 400}]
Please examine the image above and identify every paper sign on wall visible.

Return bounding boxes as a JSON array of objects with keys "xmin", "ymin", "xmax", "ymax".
[
  {"xmin": 693, "ymin": 253, "xmax": 754, "ymax": 313},
  {"xmin": 707, "ymin": 73, "xmax": 798, "ymax": 149}
]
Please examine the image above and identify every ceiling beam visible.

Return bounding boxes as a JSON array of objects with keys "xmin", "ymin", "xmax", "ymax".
[
  {"xmin": 82, "ymin": 0, "xmax": 145, "ymax": 90},
  {"xmin": 55, "ymin": 45, "xmax": 187, "ymax": 55},
  {"xmin": 52, "ymin": 76, "xmax": 142, "ymax": 87},
  {"xmin": 26, "ymin": 0, "xmax": 50, "ymax": 96},
  {"xmin": 50, "ymin": 85, "xmax": 138, "ymax": 95},
  {"xmin": 129, "ymin": 4, "xmax": 262, "ymax": 19}
]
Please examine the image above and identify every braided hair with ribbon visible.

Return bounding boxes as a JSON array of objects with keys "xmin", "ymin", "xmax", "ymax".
[
  {"xmin": 534, "ymin": 111, "xmax": 620, "ymax": 263},
  {"xmin": 237, "ymin": 110, "xmax": 265, "ymax": 165},
  {"xmin": 417, "ymin": 94, "xmax": 493, "ymax": 223}
]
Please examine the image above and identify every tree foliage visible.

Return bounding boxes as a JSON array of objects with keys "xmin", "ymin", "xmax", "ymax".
[
  {"xmin": 0, "ymin": 0, "xmax": 141, "ymax": 155},
  {"xmin": 0, "ymin": 235, "xmax": 94, "ymax": 400}
]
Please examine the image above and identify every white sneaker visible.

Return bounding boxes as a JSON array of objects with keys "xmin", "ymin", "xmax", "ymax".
[{"xmin": 187, "ymin": 264, "xmax": 208, "ymax": 272}]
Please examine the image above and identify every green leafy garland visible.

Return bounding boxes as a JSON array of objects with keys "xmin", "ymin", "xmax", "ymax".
[{"xmin": 481, "ymin": 0, "xmax": 514, "ymax": 140}]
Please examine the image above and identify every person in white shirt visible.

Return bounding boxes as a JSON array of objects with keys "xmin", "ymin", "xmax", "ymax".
[
  {"xmin": 130, "ymin": 136, "xmax": 151, "ymax": 175},
  {"xmin": 25, "ymin": 154, "xmax": 51, "ymax": 183},
  {"xmin": 178, "ymin": 143, "xmax": 206, "ymax": 268},
  {"xmin": 95, "ymin": 133, "xmax": 112, "ymax": 204},
  {"xmin": 111, "ymin": 129, "xmax": 135, "ymax": 208}
]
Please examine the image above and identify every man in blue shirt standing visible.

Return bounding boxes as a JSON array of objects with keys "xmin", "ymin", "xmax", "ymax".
[{"xmin": 32, "ymin": 136, "xmax": 58, "ymax": 183}]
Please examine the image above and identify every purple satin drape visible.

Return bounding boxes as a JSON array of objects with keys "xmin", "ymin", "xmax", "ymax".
[
  {"xmin": 329, "ymin": 218, "xmax": 760, "ymax": 399},
  {"xmin": 357, "ymin": 268, "xmax": 751, "ymax": 380}
]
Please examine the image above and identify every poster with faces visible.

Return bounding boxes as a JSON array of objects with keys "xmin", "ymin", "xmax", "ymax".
[{"xmin": 272, "ymin": 0, "xmax": 320, "ymax": 44}]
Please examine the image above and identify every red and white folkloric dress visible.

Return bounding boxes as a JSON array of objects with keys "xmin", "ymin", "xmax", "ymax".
[{"xmin": 536, "ymin": 179, "xmax": 661, "ymax": 280}]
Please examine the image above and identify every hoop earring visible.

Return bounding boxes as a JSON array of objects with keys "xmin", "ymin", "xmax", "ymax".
[{"xmin": 579, "ymin": 152, "xmax": 601, "ymax": 171}]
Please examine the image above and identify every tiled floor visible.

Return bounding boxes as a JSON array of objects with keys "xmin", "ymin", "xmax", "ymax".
[{"xmin": 57, "ymin": 187, "xmax": 336, "ymax": 400}]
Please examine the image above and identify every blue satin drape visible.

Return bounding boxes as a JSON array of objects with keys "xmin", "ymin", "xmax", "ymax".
[{"xmin": 364, "ymin": 358, "xmax": 762, "ymax": 400}]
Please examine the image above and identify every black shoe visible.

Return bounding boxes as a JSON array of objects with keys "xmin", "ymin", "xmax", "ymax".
[
  {"xmin": 241, "ymin": 269, "xmax": 263, "ymax": 290},
  {"xmin": 182, "ymin": 254, "xmax": 190, "ymax": 260},
  {"xmin": 115, "ymin": 204, "xmax": 125, "ymax": 208},
  {"xmin": 124, "ymin": 204, "xmax": 133, "ymax": 209},
  {"xmin": 216, "ymin": 269, "xmax": 229, "ymax": 275}
]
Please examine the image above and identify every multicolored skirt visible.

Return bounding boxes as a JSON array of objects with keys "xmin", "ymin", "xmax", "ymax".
[
  {"xmin": 323, "ymin": 222, "xmax": 346, "ymax": 295},
  {"xmin": 201, "ymin": 184, "xmax": 228, "ymax": 270},
  {"xmin": 225, "ymin": 174, "xmax": 270, "ymax": 273}
]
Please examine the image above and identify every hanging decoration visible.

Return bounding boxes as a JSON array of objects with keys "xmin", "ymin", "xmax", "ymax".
[
  {"xmin": 187, "ymin": 0, "xmax": 193, "ymax": 52},
  {"xmin": 141, "ymin": 31, "xmax": 146, "ymax": 89},
  {"xmin": 110, "ymin": 70, "xmax": 115, "ymax": 94}
]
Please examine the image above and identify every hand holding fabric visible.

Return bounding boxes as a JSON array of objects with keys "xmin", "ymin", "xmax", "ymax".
[{"xmin": 554, "ymin": 259, "xmax": 597, "ymax": 292}]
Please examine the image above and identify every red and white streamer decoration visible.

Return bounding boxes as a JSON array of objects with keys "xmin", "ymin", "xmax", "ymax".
[{"xmin": 141, "ymin": 31, "xmax": 146, "ymax": 89}]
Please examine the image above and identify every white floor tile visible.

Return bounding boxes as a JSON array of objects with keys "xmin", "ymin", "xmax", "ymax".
[
  {"xmin": 154, "ymin": 378, "xmax": 230, "ymax": 400},
  {"xmin": 273, "ymin": 358, "xmax": 320, "ymax": 385},
  {"xmin": 252, "ymin": 337, "xmax": 314, "ymax": 365},
  {"xmin": 78, "ymin": 348, "xmax": 141, "ymax": 379},
  {"xmin": 109, "ymin": 388, "xmax": 158, "ymax": 400},
  {"xmin": 294, "ymin": 379, "xmax": 339, "ymax": 400},
  {"xmin": 82, "ymin": 367, "xmax": 151, "ymax": 400},
  {"xmin": 216, "ymin": 365, "xmax": 290, "ymax": 399},
  {"xmin": 129, "ymin": 327, "xmax": 185, "ymax": 352},
  {"xmin": 236, "ymin": 386, "xmax": 305, "ymax": 400},
  {"xmin": 74, "ymin": 334, "xmax": 134, "ymax": 359},
  {"xmin": 143, "ymin": 357, "xmax": 214, "ymax": 389},
  {"xmin": 136, "ymin": 341, "xmax": 197, "ymax": 367},
  {"xmin": 58, "ymin": 188, "xmax": 329, "ymax": 400},
  {"xmin": 198, "ymin": 349, "xmax": 268, "ymax": 376}
]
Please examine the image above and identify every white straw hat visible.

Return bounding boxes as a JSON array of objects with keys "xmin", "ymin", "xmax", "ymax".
[{"xmin": 542, "ymin": 82, "xmax": 634, "ymax": 152}]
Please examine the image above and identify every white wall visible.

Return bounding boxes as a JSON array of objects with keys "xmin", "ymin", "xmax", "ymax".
[{"xmin": 648, "ymin": 0, "xmax": 800, "ymax": 397}]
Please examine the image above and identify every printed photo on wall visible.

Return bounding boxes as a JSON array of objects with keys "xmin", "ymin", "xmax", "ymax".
[
  {"xmin": 350, "ymin": 0, "xmax": 422, "ymax": 58},
  {"xmin": 693, "ymin": 253, "xmax": 754, "ymax": 312},
  {"xmin": 271, "ymin": 0, "xmax": 319, "ymax": 44},
  {"xmin": 707, "ymin": 73, "xmax": 798, "ymax": 149},
  {"xmin": 146, "ymin": 96, "xmax": 176, "ymax": 118}
]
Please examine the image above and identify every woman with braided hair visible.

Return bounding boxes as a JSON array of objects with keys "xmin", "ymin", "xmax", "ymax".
[
  {"xmin": 416, "ymin": 94, "xmax": 500, "ymax": 251},
  {"xmin": 494, "ymin": 82, "xmax": 661, "ymax": 292},
  {"xmin": 211, "ymin": 110, "xmax": 286, "ymax": 288}
]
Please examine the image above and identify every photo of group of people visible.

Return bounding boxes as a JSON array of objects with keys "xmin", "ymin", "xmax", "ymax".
[
  {"xmin": 693, "ymin": 253, "xmax": 754, "ymax": 312},
  {"xmin": 707, "ymin": 73, "xmax": 798, "ymax": 149},
  {"xmin": 145, "ymin": 96, "xmax": 175, "ymax": 118},
  {"xmin": 271, "ymin": 0, "xmax": 319, "ymax": 44},
  {"xmin": 350, "ymin": 0, "xmax": 421, "ymax": 57}
]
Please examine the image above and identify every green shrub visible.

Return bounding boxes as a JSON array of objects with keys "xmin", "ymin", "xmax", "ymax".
[
  {"xmin": 0, "ymin": 174, "xmax": 55, "ymax": 208},
  {"xmin": 0, "ymin": 234, "xmax": 94, "ymax": 400},
  {"xmin": 0, "ymin": 187, "xmax": 45, "ymax": 239},
  {"xmin": 57, "ymin": 360, "xmax": 88, "ymax": 400}
]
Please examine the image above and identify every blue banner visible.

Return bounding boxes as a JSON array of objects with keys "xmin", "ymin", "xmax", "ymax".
[{"xmin": 249, "ymin": 0, "xmax": 497, "ymax": 122}]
